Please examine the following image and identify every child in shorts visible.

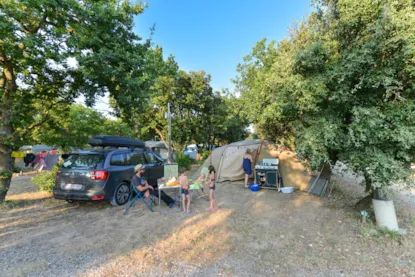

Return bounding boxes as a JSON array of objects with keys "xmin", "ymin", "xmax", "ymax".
[
  {"xmin": 206, "ymin": 165, "xmax": 217, "ymax": 212},
  {"xmin": 179, "ymin": 167, "xmax": 191, "ymax": 213}
]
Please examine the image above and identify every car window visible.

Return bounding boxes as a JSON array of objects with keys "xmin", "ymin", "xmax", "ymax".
[
  {"xmin": 126, "ymin": 152, "xmax": 145, "ymax": 165},
  {"xmin": 110, "ymin": 153, "xmax": 126, "ymax": 166},
  {"xmin": 158, "ymin": 149, "xmax": 169, "ymax": 160},
  {"xmin": 62, "ymin": 154, "xmax": 105, "ymax": 169},
  {"xmin": 144, "ymin": 152, "xmax": 162, "ymax": 164}
]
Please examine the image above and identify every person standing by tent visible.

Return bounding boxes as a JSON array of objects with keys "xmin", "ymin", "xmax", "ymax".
[
  {"xmin": 242, "ymin": 149, "xmax": 253, "ymax": 188},
  {"xmin": 206, "ymin": 165, "xmax": 218, "ymax": 212}
]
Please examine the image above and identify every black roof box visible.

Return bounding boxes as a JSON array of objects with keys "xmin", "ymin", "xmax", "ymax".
[{"xmin": 88, "ymin": 135, "xmax": 145, "ymax": 148}]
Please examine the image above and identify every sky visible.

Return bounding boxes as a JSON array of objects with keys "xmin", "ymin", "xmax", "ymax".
[
  {"xmin": 83, "ymin": 0, "xmax": 312, "ymax": 116},
  {"xmin": 134, "ymin": 0, "xmax": 312, "ymax": 92}
]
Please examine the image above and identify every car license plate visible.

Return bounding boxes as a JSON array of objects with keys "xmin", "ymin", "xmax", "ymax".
[{"xmin": 62, "ymin": 183, "xmax": 83, "ymax": 190}]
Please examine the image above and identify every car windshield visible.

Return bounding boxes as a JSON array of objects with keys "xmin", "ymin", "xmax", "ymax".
[{"xmin": 62, "ymin": 154, "xmax": 105, "ymax": 169}]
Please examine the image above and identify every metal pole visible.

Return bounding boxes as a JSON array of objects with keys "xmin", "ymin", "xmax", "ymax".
[{"xmin": 168, "ymin": 102, "xmax": 171, "ymax": 164}]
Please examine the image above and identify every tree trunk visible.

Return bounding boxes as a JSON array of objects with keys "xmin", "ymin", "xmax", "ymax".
[
  {"xmin": 0, "ymin": 145, "xmax": 13, "ymax": 202},
  {"xmin": 355, "ymin": 194, "xmax": 372, "ymax": 211},
  {"xmin": 0, "ymin": 59, "xmax": 16, "ymax": 203},
  {"xmin": 154, "ymin": 127, "xmax": 168, "ymax": 149}
]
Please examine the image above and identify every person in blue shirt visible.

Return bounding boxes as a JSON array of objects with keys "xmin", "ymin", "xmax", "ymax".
[
  {"xmin": 132, "ymin": 164, "xmax": 175, "ymax": 208},
  {"xmin": 242, "ymin": 149, "xmax": 253, "ymax": 188}
]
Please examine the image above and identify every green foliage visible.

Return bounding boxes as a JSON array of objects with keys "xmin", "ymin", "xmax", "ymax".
[
  {"xmin": 0, "ymin": 200, "xmax": 24, "ymax": 210},
  {"xmin": 200, "ymin": 150, "xmax": 211, "ymax": 161},
  {"xmin": 0, "ymin": 0, "xmax": 156, "ymax": 202},
  {"xmin": 31, "ymin": 104, "xmax": 137, "ymax": 150},
  {"xmin": 31, "ymin": 165, "xmax": 59, "ymax": 193},
  {"xmin": 175, "ymin": 152, "xmax": 194, "ymax": 170},
  {"xmin": 234, "ymin": 0, "xmax": 415, "ymax": 195},
  {"xmin": 0, "ymin": 171, "xmax": 12, "ymax": 180},
  {"xmin": 13, "ymin": 164, "xmax": 22, "ymax": 173},
  {"xmin": 116, "ymin": 65, "xmax": 249, "ymax": 149}
]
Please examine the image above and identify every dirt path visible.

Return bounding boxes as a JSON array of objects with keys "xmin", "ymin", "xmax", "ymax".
[{"xmin": 1, "ymin": 172, "xmax": 414, "ymax": 277}]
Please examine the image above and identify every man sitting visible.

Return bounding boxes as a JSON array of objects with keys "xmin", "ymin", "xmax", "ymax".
[{"xmin": 132, "ymin": 164, "xmax": 176, "ymax": 208}]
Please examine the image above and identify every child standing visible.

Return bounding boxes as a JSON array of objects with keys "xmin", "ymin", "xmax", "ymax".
[
  {"xmin": 206, "ymin": 165, "xmax": 217, "ymax": 212},
  {"xmin": 179, "ymin": 168, "xmax": 191, "ymax": 213}
]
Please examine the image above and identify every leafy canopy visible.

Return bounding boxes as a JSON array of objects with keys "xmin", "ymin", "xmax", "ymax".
[{"xmin": 235, "ymin": 0, "xmax": 415, "ymax": 192}]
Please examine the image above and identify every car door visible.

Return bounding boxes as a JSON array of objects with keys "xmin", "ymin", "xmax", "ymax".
[
  {"xmin": 143, "ymin": 151, "xmax": 164, "ymax": 180},
  {"xmin": 125, "ymin": 150, "xmax": 146, "ymax": 178},
  {"xmin": 108, "ymin": 152, "xmax": 130, "ymax": 187}
]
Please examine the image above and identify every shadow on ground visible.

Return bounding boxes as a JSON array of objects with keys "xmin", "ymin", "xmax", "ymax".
[{"xmin": 1, "ymin": 174, "xmax": 414, "ymax": 277}]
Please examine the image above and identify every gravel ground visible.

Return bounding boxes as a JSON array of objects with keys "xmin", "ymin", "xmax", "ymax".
[{"xmin": 1, "ymin": 170, "xmax": 414, "ymax": 277}]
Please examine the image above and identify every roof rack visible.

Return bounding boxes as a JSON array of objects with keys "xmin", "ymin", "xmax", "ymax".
[{"xmin": 88, "ymin": 135, "xmax": 145, "ymax": 149}]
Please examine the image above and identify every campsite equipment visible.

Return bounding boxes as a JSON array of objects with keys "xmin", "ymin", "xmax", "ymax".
[
  {"xmin": 193, "ymin": 140, "xmax": 315, "ymax": 191},
  {"xmin": 190, "ymin": 167, "xmax": 209, "ymax": 200},
  {"xmin": 280, "ymin": 187, "xmax": 294, "ymax": 194},
  {"xmin": 307, "ymin": 165, "xmax": 331, "ymax": 197},
  {"xmin": 124, "ymin": 183, "xmax": 155, "ymax": 214},
  {"xmin": 194, "ymin": 140, "xmax": 281, "ymax": 183},
  {"xmin": 254, "ymin": 158, "xmax": 281, "ymax": 190},
  {"xmin": 89, "ymin": 135, "xmax": 145, "ymax": 148},
  {"xmin": 250, "ymin": 184, "xmax": 259, "ymax": 191}
]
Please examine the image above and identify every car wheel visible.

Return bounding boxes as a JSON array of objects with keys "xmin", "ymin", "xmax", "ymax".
[{"xmin": 110, "ymin": 182, "xmax": 130, "ymax": 206}]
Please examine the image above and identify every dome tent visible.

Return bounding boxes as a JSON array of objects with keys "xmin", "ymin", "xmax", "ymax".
[
  {"xmin": 193, "ymin": 140, "xmax": 278, "ymax": 183},
  {"xmin": 193, "ymin": 139, "xmax": 312, "ymax": 190}
]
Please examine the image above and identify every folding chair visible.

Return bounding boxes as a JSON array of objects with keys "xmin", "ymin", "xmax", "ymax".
[
  {"xmin": 124, "ymin": 184, "xmax": 155, "ymax": 215},
  {"xmin": 189, "ymin": 167, "xmax": 209, "ymax": 201}
]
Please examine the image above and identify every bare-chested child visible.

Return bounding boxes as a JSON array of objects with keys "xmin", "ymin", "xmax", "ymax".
[{"xmin": 179, "ymin": 167, "xmax": 191, "ymax": 213}]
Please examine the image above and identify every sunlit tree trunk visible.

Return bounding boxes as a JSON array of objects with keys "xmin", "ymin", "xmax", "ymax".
[{"xmin": 0, "ymin": 59, "xmax": 16, "ymax": 202}]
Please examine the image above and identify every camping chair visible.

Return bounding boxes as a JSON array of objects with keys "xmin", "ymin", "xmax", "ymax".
[
  {"xmin": 124, "ymin": 184, "xmax": 155, "ymax": 215},
  {"xmin": 189, "ymin": 167, "xmax": 209, "ymax": 201}
]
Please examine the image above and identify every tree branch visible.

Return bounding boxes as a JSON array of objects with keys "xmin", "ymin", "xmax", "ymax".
[
  {"xmin": 16, "ymin": 98, "xmax": 69, "ymax": 138},
  {"xmin": 22, "ymin": 13, "xmax": 48, "ymax": 34}
]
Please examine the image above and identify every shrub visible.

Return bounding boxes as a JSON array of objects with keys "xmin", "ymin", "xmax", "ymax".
[
  {"xmin": 31, "ymin": 165, "xmax": 59, "ymax": 192},
  {"xmin": 175, "ymin": 152, "xmax": 194, "ymax": 170},
  {"xmin": 200, "ymin": 150, "xmax": 211, "ymax": 161},
  {"xmin": 13, "ymin": 164, "xmax": 22, "ymax": 173}
]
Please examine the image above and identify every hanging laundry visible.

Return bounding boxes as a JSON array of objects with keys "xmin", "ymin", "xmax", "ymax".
[
  {"xmin": 24, "ymin": 153, "xmax": 36, "ymax": 165},
  {"xmin": 11, "ymin": 151, "xmax": 26, "ymax": 158}
]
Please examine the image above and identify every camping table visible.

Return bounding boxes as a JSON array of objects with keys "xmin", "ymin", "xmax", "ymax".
[{"xmin": 157, "ymin": 183, "xmax": 182, "ymax": 213}]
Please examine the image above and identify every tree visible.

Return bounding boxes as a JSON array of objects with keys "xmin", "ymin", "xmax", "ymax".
[
  {"xmin": 141, "ymin": 69, "xmax": 220, "ymax": 148},
  {"xmin": 235, "ymin": 0, "xmax": 415, "ymax": 198},
  {"xmin": 30, "ymin": 104, "xmax": 136, "ymax": 150},
  {"xmin": 0, "ymin": 0, "xmax": 154, "ymax": 202}
]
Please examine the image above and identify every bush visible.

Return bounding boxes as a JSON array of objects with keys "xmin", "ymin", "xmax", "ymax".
[
  {"xmin": 31, "ymin": 165, "xmax": 59, "ymax": 192},
  {"xmin": 200, "ymin": 150, "xmax": 211, "ymax": 161},
  {"xmin": 175, "ymin": 152, "xmax": 194, "ymax": 170}
]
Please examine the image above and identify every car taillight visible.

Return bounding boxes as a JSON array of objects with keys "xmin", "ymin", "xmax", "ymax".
[{"xmin": 90, "ymin": 170, "xmax": 109, "ymax": 180}]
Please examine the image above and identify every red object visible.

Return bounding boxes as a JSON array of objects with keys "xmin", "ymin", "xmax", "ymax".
[
  {"xmin": 51, "ymin": 150, "xmax": 57, "ymax": 155},
  {"xmin": 40, "ymin": 151, "xmax": 47, "ymax": 157},
  {"xmin": 91, "ymin": 195, "xmax": 105, "ymax": 200},
  {"xmin": 90, "ymin": 170, "xmax": 109, "ymax": 180}
]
